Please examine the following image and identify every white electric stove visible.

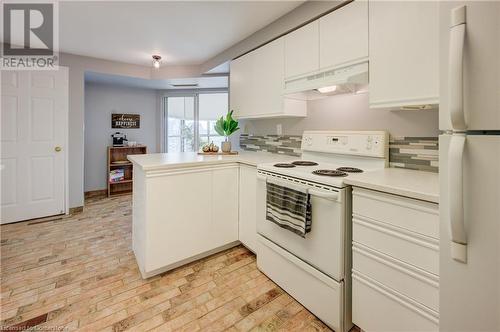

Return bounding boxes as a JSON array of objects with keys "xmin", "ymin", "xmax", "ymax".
[
  {"xmin": 255, "ymin": 131, "xmax": 388, "ymax": 332},
  {"xmin": 258, "ymin": 130, "xmax": 389, "ymax": 188}
]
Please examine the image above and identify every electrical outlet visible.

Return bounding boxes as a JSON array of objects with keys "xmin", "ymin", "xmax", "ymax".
[{"xmin": 276, "ymin": 123, "xmax": 282, "ymax": 136}]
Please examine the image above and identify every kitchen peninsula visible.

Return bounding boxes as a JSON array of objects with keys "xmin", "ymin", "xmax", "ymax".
[{"xmin": 128, "ymin": 152, "xmax": 296, "ymax": 278}]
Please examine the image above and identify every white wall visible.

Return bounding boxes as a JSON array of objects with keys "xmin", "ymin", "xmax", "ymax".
[
  {"xmin": 239, "ymin": 92, "xmax": 439, "ymax": 138},
  {"xmin": 84, "ymin": 83, "xmax": 159, "ymax": 192}
]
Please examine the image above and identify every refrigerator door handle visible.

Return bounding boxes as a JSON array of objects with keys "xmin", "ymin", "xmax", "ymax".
[
  {"xmin": 448, "ymin": 134, "xmax": 467, "ymax": 263},
  {"xmin": 449, "ymin": 5, "xmax": 467, "ymax": 131}
]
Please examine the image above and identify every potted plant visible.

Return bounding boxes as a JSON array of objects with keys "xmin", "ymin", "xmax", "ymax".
[{"xmin": 214, "ymin": 110, "xmax": 240, "ymax": 152}]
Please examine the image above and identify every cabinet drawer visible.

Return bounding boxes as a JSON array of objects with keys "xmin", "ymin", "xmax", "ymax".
[
  {"xmin": 353, "ymin": 242, "xmax": 439, "ymax": 311},
  {"xmin": 353, "ymin": 215, "xmax": 439, "ymax": 275},
  {"xmin": 353, "ymin": 270, "xmax": 439, "ymax": 332},
  {"xmin": 353, "ymin": 188, "xmax": 439, "ymax": 239}
]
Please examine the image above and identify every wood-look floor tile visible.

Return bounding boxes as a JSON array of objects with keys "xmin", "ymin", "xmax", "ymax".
[{"xmin": 1, "ymin": 195, "xmax": 332, "ymax": 331}]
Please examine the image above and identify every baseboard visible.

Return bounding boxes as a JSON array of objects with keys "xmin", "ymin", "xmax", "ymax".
[
  {"xmin": 136, "ymin": 241, "xmax": 241, "ymax": 279},
  {"xmin": 69, "ymin": 206, "xmax": 83, "ymax": 214},
  {"xmin": 84, "ymin": 189, "xmax": 107, "ymax": 199}
]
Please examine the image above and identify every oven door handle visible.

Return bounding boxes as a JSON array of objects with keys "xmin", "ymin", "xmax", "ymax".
[
  {"xmin": 309, "ymin": 189, "xmax": 340, "ymax": 202},
  {"xmin": 258, "ymin": 173, "xmax": 341, "ymax": 202}
]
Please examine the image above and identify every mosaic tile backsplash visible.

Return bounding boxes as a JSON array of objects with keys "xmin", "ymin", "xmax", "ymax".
[
  {"xmin": 389, "ymin": 136, "xmax": 439, "ymax": 173},
  {"xmin": 239, "ymin": 134, "xmax": 302, "ymax": 156},
  {"xmin": 240, "ymin": 134, "xmax": 439, "ymax": 172}
]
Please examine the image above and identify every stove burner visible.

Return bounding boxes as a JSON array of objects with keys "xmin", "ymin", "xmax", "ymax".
[
  {"xmin": 274, "ymin": 163, "xmax": 296, "ymax": 168},
  {"xmin": 312, "ymin": 169, "xmax": 348, "ymax": 177},
  {"xmin": 336, "ymin": 167, "xmax": 363, "ymax": 173},
  {"xmin": 291, "ymin": 161, "xmax": 319, "ymax": 166}
]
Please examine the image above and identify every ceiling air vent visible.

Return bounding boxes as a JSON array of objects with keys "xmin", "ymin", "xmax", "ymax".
[{"xmin": 171, "ymin": 83, "xmax": 199, "ymax": 88}]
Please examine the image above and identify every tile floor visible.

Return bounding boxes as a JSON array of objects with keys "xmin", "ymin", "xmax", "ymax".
[{"xmin": 0, "ymin": 195, "xmax": 333, "ymax": 331}]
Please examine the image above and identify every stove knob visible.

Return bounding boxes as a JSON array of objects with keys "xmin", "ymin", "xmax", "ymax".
[{"xmin": 304, "ymin": 136, "xmax": 312, "ymax": 146}]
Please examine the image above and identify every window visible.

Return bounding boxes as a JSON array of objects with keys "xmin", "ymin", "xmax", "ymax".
[
  {"xmin": 166, "ymin": 96, "xmax": 195, "ymax": 153},
  {"xmin": 198, "ymin": 93, "xmax": 228, "ymax": 148},
  {"xmin": 162, "ymin": 92, "xmax": 228, "ymax": 153}
]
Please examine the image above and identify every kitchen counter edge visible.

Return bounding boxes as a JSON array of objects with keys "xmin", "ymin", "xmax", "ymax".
[{"xmin": 127, "ymin": 152, "xmax": 297, "ymax": 171}]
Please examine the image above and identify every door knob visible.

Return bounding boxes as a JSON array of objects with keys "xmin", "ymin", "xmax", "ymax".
[{"xmin": 55, "ymin": 146, "xmax": 62, "ymax": 152}]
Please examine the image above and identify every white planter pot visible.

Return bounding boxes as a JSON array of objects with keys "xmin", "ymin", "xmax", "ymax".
[{"xmin": 221, "ymin": 141, "xmax": 232, "ymax": 153}]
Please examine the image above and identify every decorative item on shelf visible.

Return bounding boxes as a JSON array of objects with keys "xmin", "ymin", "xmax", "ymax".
[
  {"xmin": 214, "ymin": 110, "xmax": 240, "ymax": 153},
  {"xmin": 109, "ymin": 169, "xmax": 125, "ymax": 183},
  {"xmin": 111, "ymin": 160, "xmax": 130, "ymax": 165},
  {"xmin": 111, "ymin": 132, "xmax": 127, "ymax": 146}
]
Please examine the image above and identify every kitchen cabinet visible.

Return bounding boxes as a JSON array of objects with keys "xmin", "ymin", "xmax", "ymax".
[
  {"xmin": 368, "ymin": 1, "xmax": 439, "ymax": 109},
  {"xmin": 319, "ymin": 1, "xmax": 368, "ymax": 70},
  {"xmin": 212, "ymin": 166, "xmax": 239, "ymax": 246},
  {"xmin": 230, "ymin": 37, "xmax": 306, "ymax": 119},
  {"xmin": 351, "ymin": 187, "xmax": 439, "ymax": 332},
  {"xmin": 284, "ymin": 21, "xmax": 319, "ymax": 79},
  {"xmin": 130, "ymin": 163, "xmax": 239, "ymax": 278},
  {"xmin": 238, "ymin": 164, "xmax": 258, "ymax": 252}
]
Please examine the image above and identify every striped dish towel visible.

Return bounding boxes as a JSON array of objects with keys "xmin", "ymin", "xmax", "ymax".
[{"xmin": 265, "ymin": 179, "xmax": 312, "ymax": 238}]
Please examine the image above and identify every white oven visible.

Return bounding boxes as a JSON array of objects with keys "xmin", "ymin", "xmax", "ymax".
[
  {"xmin": 256, "ymin": 169, "xmax": 351, "ymax": 332},
  {"xmin": 255, "ymin": 131, "xmax": 388, "ymax": 332}
]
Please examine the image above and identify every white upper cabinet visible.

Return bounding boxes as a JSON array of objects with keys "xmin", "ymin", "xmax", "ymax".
[
  {"xmin": 320, "ymin": 1, "xmax": 368, "ymax": 70},
  {"xmin": 368, "ymin": 1, "xmax": 439, "ymax": 109},
  {"xmin": 230, "ymin": 37, "xmax": 306, "ymax": 119},
  {"xmin": 284, "ymin": 21, "xmax": 320, "ymax": 79}
]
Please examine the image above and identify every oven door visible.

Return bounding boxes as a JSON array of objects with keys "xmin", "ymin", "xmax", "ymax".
[{"xmin": 256, "ymin": 171, "xmax": 346, "ymax": 281}]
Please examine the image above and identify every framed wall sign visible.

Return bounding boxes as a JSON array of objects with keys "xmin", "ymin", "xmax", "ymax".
[{"xmin": 111, "ymin": 114, "xmax": 140, "ymax": 129}]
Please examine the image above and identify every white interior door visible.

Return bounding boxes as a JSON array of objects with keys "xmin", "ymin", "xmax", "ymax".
[{"xmin": 1, "ymin": 68, "xmax": 68, "ymax": 224}]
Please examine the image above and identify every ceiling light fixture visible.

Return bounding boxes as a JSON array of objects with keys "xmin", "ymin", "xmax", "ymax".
[
  {"xmin": 152, "ymin": 55, "xmax": 162, "ymax": 69},
  {"xmin": 317, "ymin": 85, "xmax": 338, "ymax": 94}
]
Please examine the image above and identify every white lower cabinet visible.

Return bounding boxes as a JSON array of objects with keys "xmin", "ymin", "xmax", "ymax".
[
  {"xmin": 238, "ymin": 164, "xmax": 258, "ymax": 252},
  {"xmin": 132, "ymin": 164, "xmax": 239, "ymax": 278},
  {"xmin": 212, "ymin": 166, "xmax": 240, "ymax": 247},
  {"xmin": 352, "ymin": 187, "xmax": 439, "ymax": 331}
]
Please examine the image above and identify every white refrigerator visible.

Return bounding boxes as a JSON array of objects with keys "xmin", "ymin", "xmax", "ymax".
[{"xmin": 439, "ymin": 2, "xmax": 500, "ymax": 331}]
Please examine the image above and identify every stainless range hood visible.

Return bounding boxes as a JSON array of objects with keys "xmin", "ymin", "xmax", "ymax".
[{"xmin": 284, "ymin": 61, "xmax": 368, "ymax": 99}]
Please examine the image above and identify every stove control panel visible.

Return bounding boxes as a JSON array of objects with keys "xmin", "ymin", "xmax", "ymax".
[{"xmin": 301, "ymin": 131, "xmax": 388, "ymax": 158}]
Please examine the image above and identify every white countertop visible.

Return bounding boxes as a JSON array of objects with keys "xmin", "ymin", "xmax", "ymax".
[
  {"xmin": 344, "ymin": 168, "xmax": 439, "ymax": 203},
  {"xmin": 129, "ymin": 152, "xmax": 439, "ymax": 203},
  {"xmin": 128, "ymin": 151, "xmax": 297, "ymax": 171}
]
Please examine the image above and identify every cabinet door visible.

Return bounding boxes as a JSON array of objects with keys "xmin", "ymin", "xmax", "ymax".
[
  {"xmin": 369, "ymin": 1, "xmax": 439, "ymax": 109},
  {"xmin": 238, "ymin": 165, "xmax": 258, "ymax": 252},
  {"xmin": 319, "ymin": 1, "xmax": 368, "ymax": 70},
  {"xmin": 230, "ymin": 51, "xmax": 255, "ymax": 118},
  {"xmin": 212, "ymin": 166, "xmax": 239, "ymax": 246},
  {"xmin": 439, "ymin": 1, "xmax": 500, "ymax": 131},
  {"xmin": 230, "ymin": 38, "xmax": 286, "ymax": 118},
  {"xmin": 285, "ymin": 21, "xmax": 320, "ymax": 79},
  {"xmin": 252, "ymin": 38, "xmax": 286, "ymax": 116}
]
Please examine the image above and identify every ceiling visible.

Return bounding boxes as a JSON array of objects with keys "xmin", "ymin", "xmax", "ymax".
[
  {"xmin": 59, "ymin": 1, "xmax": 303, "ymax": 67},
  {"xmin": 85, "ymin": 71, "xmax": 228, "ymax": 90}
]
